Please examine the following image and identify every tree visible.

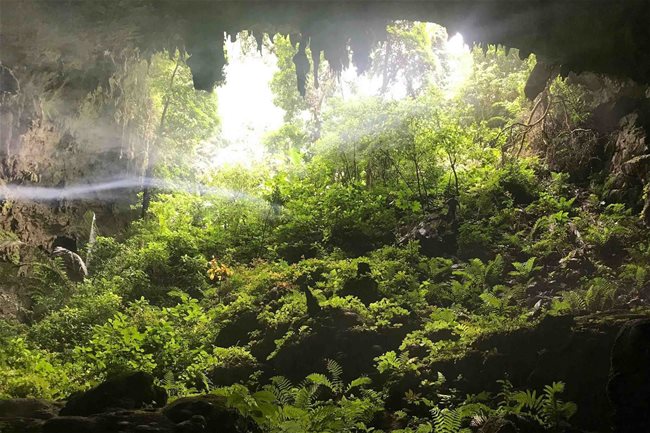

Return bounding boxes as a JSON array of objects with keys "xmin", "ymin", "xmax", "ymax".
[
  {"xmin": 371, "ymin": 21, "xmax": 450, "ymax": 97},
  {"xmin": 456, "ymin": 45, "xmax": 534, "ymax": 127},
  {"xmin": 269, "ymin": 35, "xmax": 338, "ymax": 142},
  {"xmin": 141, "ymin": 51, "xmax": 220, "ymax": 216}
]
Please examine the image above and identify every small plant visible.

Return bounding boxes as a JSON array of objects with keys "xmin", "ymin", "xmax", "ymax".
[
  {"xmin": 509, "ymin": 257, "xmax": 541, "ymax": 284},
  {"xmin": 239, "ymin": 360, "xmax": 380, "ymax": 432},
  {"xmin": 497, "ymin": 380, "xmax": 577, "ymax": 430},
  {"xmin": 584, "ymin": 278, "xmax": 618, "ymax": 311},
  {"xmin": 208, "ymin": 257, "xmax": 233, "ymax": 281}
]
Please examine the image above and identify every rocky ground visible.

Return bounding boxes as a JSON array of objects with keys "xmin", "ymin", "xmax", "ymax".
[
  {"xmin": 2, "ymin": 316, "xmax": 648, "ymax": 433},
  {"xmin": 0, "ymin": 371, "xmax": 258, "ymax": 433}
]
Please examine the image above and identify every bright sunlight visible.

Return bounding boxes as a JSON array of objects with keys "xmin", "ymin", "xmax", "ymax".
[{"xmin": 210, "ymin": 27, "xmax": 473, "ymax": 169}]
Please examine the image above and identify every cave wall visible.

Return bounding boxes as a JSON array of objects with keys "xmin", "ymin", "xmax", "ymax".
[
  {"xmin": 95, "ymin": 1, "xmax": 650, "ymax": 91},
  {"xmin": 1, "ymin": 0, "xmax": 649, "ymax": 247},
  {"xmin": 5, "ymin": 1, "xmax": 649, "ymax": 91},
  {"xmin": 135, "ymin": 1, "xmax": 650, "ymax": 91},
  {"xmin": 0, "ymin": 0, "xmax": 148, "ymax": 253}
]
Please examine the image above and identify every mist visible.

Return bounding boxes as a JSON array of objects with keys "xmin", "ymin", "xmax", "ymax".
[{"xmin": 0, "ymin": 176, "xmax": 263, "ymax": 203}]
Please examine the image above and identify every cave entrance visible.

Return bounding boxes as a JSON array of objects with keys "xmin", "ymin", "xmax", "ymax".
[{"xmin": 52, "ymin": 236, "xmax": 78, "ymax": 253}]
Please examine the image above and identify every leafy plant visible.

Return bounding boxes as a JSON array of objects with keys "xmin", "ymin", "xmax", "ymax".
[
  {"xmin": 497, "ymin": 380, "xmax": 577, "ymax": 429},
  {"xmin": 509, "ymin": 257, "xmax": 541, "ymax": 284}
]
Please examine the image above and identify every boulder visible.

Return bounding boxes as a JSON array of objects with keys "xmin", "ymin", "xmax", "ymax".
[
  {"xmin": 60, "ymin": 371, "xmax": 167, "ymax": 416},
  {"xmin": 477, "ymin": 414, "xmax": 545, "ymax": 433},
  {"xmin": 607, "ymin": 318, "xmax": 650, "ymax": 433},
  {"xmin": 421, "ymin": 313, "xmax": 640, "ymax": 431},
  {"xmin": 42, "ymin": 416, "xmax": 99, "ymax": 433},
  {"xmin": 163, "ymin": 395, "xmax": 258, "ymax": 433},
  {"xmin": 52, "ymin": 246, "xmax": 88, "ymax": 282},
  {"xmin": 42, "ymin": 411, "xmax": 175, "ymax": 433},
  {"xmin": 0, "ymin": 417, "xmax": 44, "ymax": 433},
  {"xmin": 0, "ymin": 398, "xmax": 61, "ymax": 433},
  {"xmin": 0, "ymin": 398, "xmax": 60, "ymax": 419},
  {"xmin": 339, "ymin": 262, "xmax": 381, "ymax": 305}
]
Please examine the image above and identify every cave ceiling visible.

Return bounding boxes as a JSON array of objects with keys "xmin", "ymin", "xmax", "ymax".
[{"xmin": 1, "ymin": 1, "xmax": 649, "ymax": 92}]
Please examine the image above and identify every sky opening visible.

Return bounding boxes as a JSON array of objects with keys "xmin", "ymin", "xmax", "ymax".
[{"xmin": 207, "ymin": 27, "xmax": 472, "ymax": 169}]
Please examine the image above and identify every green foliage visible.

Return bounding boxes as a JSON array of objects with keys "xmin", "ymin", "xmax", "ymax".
[
  {"xmin": 497, "ymin": 380, "xmax": 577, "ymax": 429},
  {"xmin": 1, "ymin": 26, "xmax": 643, "ymax": 433},
  {"xmin": 272, "ymin": 180, "xmax": 398, "ymax": 259},
  {"xmin": 368, "ymin": 298, "xmax": 411, "ymax": 330},
  {"xmin": 0, "ymin": 337, "xmax": 76, "ymax": 399},
  {"xmin": 509, "ymin": 257, "xmax": 541, "ymax": 283},
  {"xmin": 29, "ymin": 289, "xmax": 121, "ymax": 353},
  {"xmin": 149, "ymin": 51, "xmax": 220, "ymax": 176},
  {"xmin": 211, "ymin": 360, "xmax": 379, "ymax": 432},
  {"xmin": 460, "ymin": 45, "xmax": 534, "ymax": 127},
  {"xmin": 388, "ymin": 380, "xmax": 575, "ymax": 433},
  {"xmin": 372, "ymin": 22, "xmax": 450, "ymax": 97}
]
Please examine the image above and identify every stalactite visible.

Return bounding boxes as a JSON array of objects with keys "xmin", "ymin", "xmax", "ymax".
[{"xmin": 292, "ymin": 38, "xmax": 310, "ymax": 97}]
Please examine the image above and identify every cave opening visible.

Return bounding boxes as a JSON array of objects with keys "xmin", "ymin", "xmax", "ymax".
[
  {"xmin": 52, "ymin": 236, "xmax": 78, "ymax": 254},
  {"xmin": 1, "ymin": 2, "xmax": 650, "ymax": 433}
]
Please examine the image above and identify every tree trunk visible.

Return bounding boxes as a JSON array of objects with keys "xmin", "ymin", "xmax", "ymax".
[{"xmin": 141, "ymin": 55, "xmax": 181, "ymax": 218}]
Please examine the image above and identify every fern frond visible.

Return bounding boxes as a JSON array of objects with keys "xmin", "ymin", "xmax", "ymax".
[
  {"xmin": 346, "ymin": 376, "xmax": 372, "ymax": 393},
  {"xmin": 270, "ymin": 376, "xmax": 294, "ymax": 405},
  {"xmin": 497, "ymin": 379, "xmax": 514, "ymax": 408},
  {"xmin": 307, "ymin": 373, "xmax": 334, "ymax": 391},
  {"xmin": 513, "ymin": 389, "xmax": 543, "ymax": 412},
  {"xmin": 163, "ymin": 370, "xmax": 174, "ymax": 388},
  {"xmin": 293, "ymin": 387, "xmax": 312, "ymax": 409},
  {"xmin": 432, "ymin": 407, "xmax": 463, "ymax": 433},
  {"xmin": 470, "ymin": 413, "xmax": 489, "ymax": 428},
  {"xmin": 562, "ymin": 290, "xmax": 586, "ymax": 312},
  {"xmin": 281, "ymin": 404, "xmax": 309, "ymax": 420},
  {"xmin": 326, "ymin": 358, "xmax": 344, "ymax": 392}
]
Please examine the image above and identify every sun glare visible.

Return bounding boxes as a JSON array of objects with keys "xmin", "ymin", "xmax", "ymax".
[
  {"xmin": 444, "ymin": 32, "xmax": 472, "ymax": 97},
  {"xmin": 209, "ymin": 38, "xmax": 283, "ymax": 169},
  {"xmin": 209, "ymin": 28, "xmax": 472, "ymax": 169}
]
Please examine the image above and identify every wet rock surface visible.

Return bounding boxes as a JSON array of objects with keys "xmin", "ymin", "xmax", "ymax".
[
  {"xmin": 163, "ymin": 395, "xmax": 259, "ymax": 433},
  {"xmin": 607, "ymin": 318, "xmax": 650, "ymax": 433},
  {"xmin": 0, "ymin": 398, "xmax": 61, "ymax": 419},
  {"xmin": 393, "ymin": 312, "xmax": 650, "ymax": 432},
  {"xmin": 11, "ymin": 1, "xmax": 647, "ymax": 90},
  {"xmin": 42, "ymin": 411, "xmax": 177, "ymax": 433},
  {"xmin": 60, "ymin": 371, "xmax": 167, "ymax": 416},
  {"xmin": 0, "ymin": 376, "xmax": 257, "ymax": 433},
  {"xmin": 2, "ymin": 314, "xmax": 649, "ymax": 432}
]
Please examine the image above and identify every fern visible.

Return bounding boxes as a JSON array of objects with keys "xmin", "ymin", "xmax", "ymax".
[
  {"xmin": 496, "ymin": 380, "xmax": 577, "ymax": 429},
  {"xmin": 293, "ymin": 384, "xmax": 318, "ymax": 409},
  {"xmin": 561, "ymin": 290, "xmax": 587, "ymax": 312},
  {"xmin": 512, "ymin": 389, "xmax": 544, "ymax": 413},
  {"xmin": 496, "ymin": 379, "xmax": 514, "ymax": 409},
  {"xmin": 432, "ymin": 407, "xmax": 465, "ymax": 433},
  {"xmin": 584, "ymin": 278, "xmax": 617, "ymax": 311},
  {"xmin": 269, "ymin": 376, "xmax": 294, "ymax": 405},
  {"xmin": 454, "ymin": 255, "xmax": 504, "ymax": 292},
  {"xmin": 480, "ymin": 291, "xmax": 506, "ymax": 311},
  {"xmin": 509, "ymin": 257, "xmax": 541, "ymax": 282},
  {"xmin": 346, "ymin": 376, "xmax": 372, "ymax": 393},
  {"xmin": 470, "ymin": 413, "xmax": 489, "ymax": 429},
  {"xmin": 163, "ymin": 370, "xmax": 178, "ymax": 397},
  {"xmin": 485, "ymin": 254, "xmax": 505, "ymax": 287},
  {"xmin": 326, "ymin": 358, "xmax": 344, "ymax": 393},
  {"xmin": 306, "ymin": 373, "xmax": 334, "ymax": 391},
  {"xmin": 541, "ymin": 382, "xmax": 577, "ymax": 429}
]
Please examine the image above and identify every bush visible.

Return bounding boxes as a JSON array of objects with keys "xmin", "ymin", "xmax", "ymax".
[
  {"xmin": 0, "ymin": 337, "xmax": 76, "ymax": 399},
  {"xmin": 30, "ymin": 290, "xmax": 121, "ymax": 353}
]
